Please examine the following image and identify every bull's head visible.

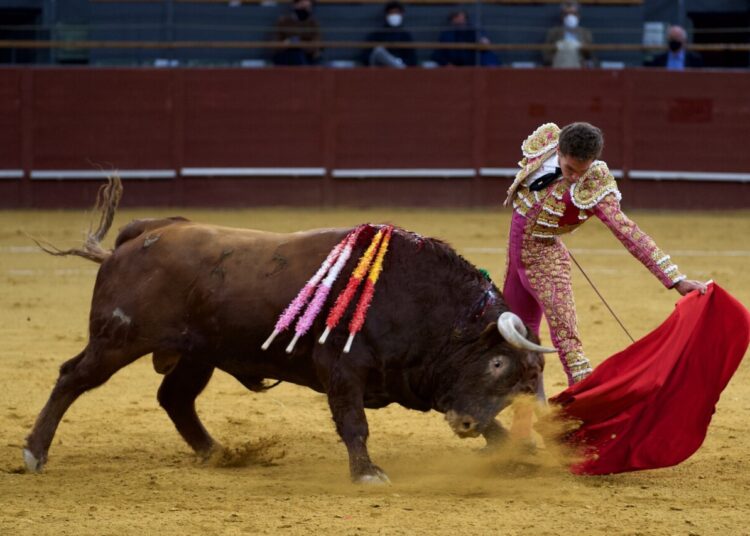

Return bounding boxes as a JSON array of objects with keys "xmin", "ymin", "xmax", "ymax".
[{"xmin": 442, "ymin": 312, "xmax": 555, "ymax": 439}]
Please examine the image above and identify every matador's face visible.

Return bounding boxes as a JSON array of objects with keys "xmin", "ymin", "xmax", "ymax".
[{"xmin": 558, "ymin": 150, "xmax": 594, "ymax": 183}]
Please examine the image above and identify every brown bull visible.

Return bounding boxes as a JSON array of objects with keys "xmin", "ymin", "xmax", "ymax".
[{"xmin": 24, "ymin": 177, "xmax": 550, "ymax": 483}]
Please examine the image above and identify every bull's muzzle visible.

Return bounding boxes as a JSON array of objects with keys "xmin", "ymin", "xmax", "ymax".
[{"xmin": 445, "ymin": 410, "xmax": 482, "ymax": 438}]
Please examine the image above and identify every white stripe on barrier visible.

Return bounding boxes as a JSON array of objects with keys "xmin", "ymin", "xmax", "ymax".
[
  {"xmin": 479, "ymin": 167, "xmax": 625, "ymax": 179},
  {"xmin": 479, "ymin": 168, "xmax": 624, "ymax": 179},
  {"xmin": 181, "ymin": 167, "xmax": 325, "ymax": 177},
  {"xmin": 629, "ymin": 170, "xmax": 750, "ymax": 182},
  {"xmin": 31, "ymin": 170, "xmax": 176, "ymax": 180},
  {"xmin": 478, "ymin": 168, "xmax": 518, "ymax": 177},
  {"xmin": 19, "ymin": 168, "xmax": 746, "ymax": 181},
  {"xmin": 332, "ymin": 168, "xmax": 475, "ymax": 178},
  {"xmin": 0, "ymin": 169, "xmax": 23, "ymax": 179}
]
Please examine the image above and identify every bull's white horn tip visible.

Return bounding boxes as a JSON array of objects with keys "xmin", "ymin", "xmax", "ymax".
[{"xmin": 497, "ymin": 311, "xmax": 556, "ymax": 353}]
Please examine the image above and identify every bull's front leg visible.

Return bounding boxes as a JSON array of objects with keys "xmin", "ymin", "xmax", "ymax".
[{"xmin": 326, "ymin": 368, "xmax": 389, "ymax": 484}]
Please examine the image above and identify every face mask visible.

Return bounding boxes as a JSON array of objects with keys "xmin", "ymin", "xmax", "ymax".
[
  {"xmin": 668, "ymin": 39, "xmax": 682, "ymax": 52},
  {"xmin": 294, "ymin": 8, "xmax": 310, "ymax": 21},
  {"xmin": 386, "ymin": 13, "xmax": 403, "ymax": 27},
  {"xmin": 563, "ymin": 14, "xmax": 579, "ymax": 29}
]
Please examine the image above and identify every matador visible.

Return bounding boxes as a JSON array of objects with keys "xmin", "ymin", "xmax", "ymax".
[{"xmin": 503, "ymin": 122, "xmax": 706, "ymax": 386}]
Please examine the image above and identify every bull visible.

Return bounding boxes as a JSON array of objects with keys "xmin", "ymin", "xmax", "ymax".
[{"xmin": 24, "ymin": 177, "xmax": 551, "ymax": 483}]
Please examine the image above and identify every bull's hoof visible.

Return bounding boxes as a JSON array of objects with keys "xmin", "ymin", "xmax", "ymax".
[
  {"xmin": 200, "ymin": 444, "xmax": 223, "ymax": 462},
  {"xmin": 23, "ymin": 448, "xmax": 44, "ymax": 473},
  {"xmin": 353, "ymin": 466, "xmax": 391, "ymax": 485}
]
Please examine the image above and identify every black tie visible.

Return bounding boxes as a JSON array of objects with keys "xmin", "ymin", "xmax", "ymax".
[{"xmin": 529, "ymin": 167, "xmax": 562, "ymax": 191}]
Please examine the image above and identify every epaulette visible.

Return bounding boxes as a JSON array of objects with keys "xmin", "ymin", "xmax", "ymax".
[
  {"xmin": 570, "ymin": 161, "xmax": 621, "ymax": 210},
  {"xmin": 521, "ymin": 123, "xmax": 560, "ymax": 158},
  {"xmin": 504, "ymin": 123, "xmax": 560, "ymax": 206}
]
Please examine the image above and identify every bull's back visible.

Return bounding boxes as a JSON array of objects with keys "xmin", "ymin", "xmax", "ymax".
[
  {"xmin": 113, "ymin": 219, "xmax": 347, "ymax": 282},
  {"xmin": 91, "ymin": 221, "xmax": 350, "ymax": 350},
  {"xmin": 114, "ymin": 217, "xmax": 189, "ymax": 249}
]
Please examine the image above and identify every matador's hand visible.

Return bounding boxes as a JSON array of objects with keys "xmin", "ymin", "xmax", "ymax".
[{"xmin": 674, "ymin": 279, "xmax": 708, "ymax": 296}]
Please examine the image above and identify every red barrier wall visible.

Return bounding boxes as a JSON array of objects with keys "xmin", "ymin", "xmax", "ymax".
[{"xmin": 0, "ymin": 67, "xmax": 747, "ymax": 209}]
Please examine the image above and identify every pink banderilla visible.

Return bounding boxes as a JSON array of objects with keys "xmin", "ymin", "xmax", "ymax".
[
  {"xmin": 261, "ymin": 232, "xmax": 350, "ymax": 351},
  {"xmin": 284, "ymin": 227, "xmax": 363, "ymax": 353}
]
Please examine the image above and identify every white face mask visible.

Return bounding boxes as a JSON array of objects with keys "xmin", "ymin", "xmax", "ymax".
[
  {"xmin": 564, "ymin": 14, "xmax": 579, "ymax": 29},
  {"xmin": 386, "ymin": 13, "xmax": 403, "ymax": 27}
]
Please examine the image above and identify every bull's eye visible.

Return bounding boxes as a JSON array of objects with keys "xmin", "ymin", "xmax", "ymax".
[{"xmin": 489, "ymin": 356, "xmax": 506, "ymax": 375}]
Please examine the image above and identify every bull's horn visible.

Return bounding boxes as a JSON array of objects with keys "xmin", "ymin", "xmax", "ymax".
[{"xmin": 497, "ymin": 312, "xmax": 556, "ymax": 353}]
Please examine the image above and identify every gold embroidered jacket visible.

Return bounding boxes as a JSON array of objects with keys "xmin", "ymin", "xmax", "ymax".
[{"xmin": 507, "ymin": 123, "xmax": 686, "ymax": 288}]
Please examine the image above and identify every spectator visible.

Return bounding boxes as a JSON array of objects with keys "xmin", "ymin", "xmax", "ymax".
[
  {"xmin": 644, "ymin": 25, "xmax": 703, "ymax": 69},
  {"xmin": 365, "ymin": 1, "xmax": 417, "ymax": 68},
  {"xmin": 272, "ymin": 0, "xmax": 321, "ymax": 66},
  {"xmin": 543, "ymin": 1, "xmax": 595, "ymax": 68},
  {"xmin": 432, "ymin": 10, "xmax": 500, "ymax": 67}
]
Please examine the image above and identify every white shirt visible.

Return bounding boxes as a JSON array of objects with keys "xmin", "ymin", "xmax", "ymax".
[{"xmin": 524, "ymin": 153, "xmax": 560, "ymax": 187}]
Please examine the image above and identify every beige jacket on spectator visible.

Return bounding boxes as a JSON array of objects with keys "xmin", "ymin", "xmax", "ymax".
[{"xmin": 543, "ymin": 26, "xmax": 595, "ymax": 67}]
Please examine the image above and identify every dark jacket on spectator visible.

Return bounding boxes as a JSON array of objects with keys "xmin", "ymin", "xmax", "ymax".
[
  {"xmin": 644, "ymin": 50, "xmax": 704, "ymax": 68},
  {"xmin": 366, "ymin": 27, "xmax": 417, "ymax": 67},
  {"xmin": 432, "ymin": 28, "xmax": 500, "ymax": 67},
  {"xmin": 273, "ymin": 15, "xmax": 321, "ymax": 65}
]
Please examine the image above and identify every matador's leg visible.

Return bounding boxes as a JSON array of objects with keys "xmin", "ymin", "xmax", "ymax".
[
  {"xmin": 524, "ymin": 242, "xmax": 592, "ymax": 386},
  {"xmin": 503, "ymin": 230, "xmax": 546, "ymax": 443},
  {"xmin": 503, "ymin": 215, "xmax": 544, "ymax": 334}
]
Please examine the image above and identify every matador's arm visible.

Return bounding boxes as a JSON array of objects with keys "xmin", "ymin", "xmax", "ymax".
[{"xmin": 592, "ymin": 193, "xmax": 686, "ymax": 288}]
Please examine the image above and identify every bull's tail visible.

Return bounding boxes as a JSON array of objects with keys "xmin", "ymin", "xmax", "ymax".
[{"xmin": 31, "ymin": 175, "xmax": 123, "ymax": 264}]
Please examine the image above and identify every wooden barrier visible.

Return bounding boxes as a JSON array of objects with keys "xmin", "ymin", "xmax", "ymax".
[{"xmin": 0, "ymin": 67, "xmax": 747, "ymax": 209}]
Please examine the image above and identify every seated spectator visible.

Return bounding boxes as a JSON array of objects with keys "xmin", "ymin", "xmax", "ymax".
[
  {"xmin": 365, "ymin": 1, "xmax": 417, "ymax": 68},
  {"xmin": 644, "ymin": 25, "xmax": 703, "ymax": 69},
  {"xmin": 272, "ymin": 0, "xmax": 321, "ymax": 66},
  {"xmin": 432, "ymin": 10, "xmax": 500, "ymax": 67},
  {"xmin": 543, "ymin": 1, "xmax": 595, "ymax": 68}
]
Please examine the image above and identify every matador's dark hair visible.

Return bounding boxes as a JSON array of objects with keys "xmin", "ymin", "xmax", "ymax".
[{"xmin": 559, "ymin": 122, "xmax": 604, "ymax": 161}]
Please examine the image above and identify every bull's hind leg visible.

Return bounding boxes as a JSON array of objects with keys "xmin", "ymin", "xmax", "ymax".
[
  {"xmin": 157, "ymin": 357, "xmax": 217, "ymax": 457},
  {"xmin": 24, "ymin": 344, "xmax": 141, "ymax": 472}
]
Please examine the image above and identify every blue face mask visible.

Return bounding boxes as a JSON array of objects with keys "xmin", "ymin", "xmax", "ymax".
[
  {"xmin": 564, "ymin": 14, "xmax": 579, "ymax": 29},
  {"xmin": 386, "ymin": 13, "xmax": 403, "ymax": 27}
]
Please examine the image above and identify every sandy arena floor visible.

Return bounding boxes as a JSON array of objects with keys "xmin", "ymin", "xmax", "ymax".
[{"xmin": 1, "ymin": 205, "xmax": 748, "ymax": 535}]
